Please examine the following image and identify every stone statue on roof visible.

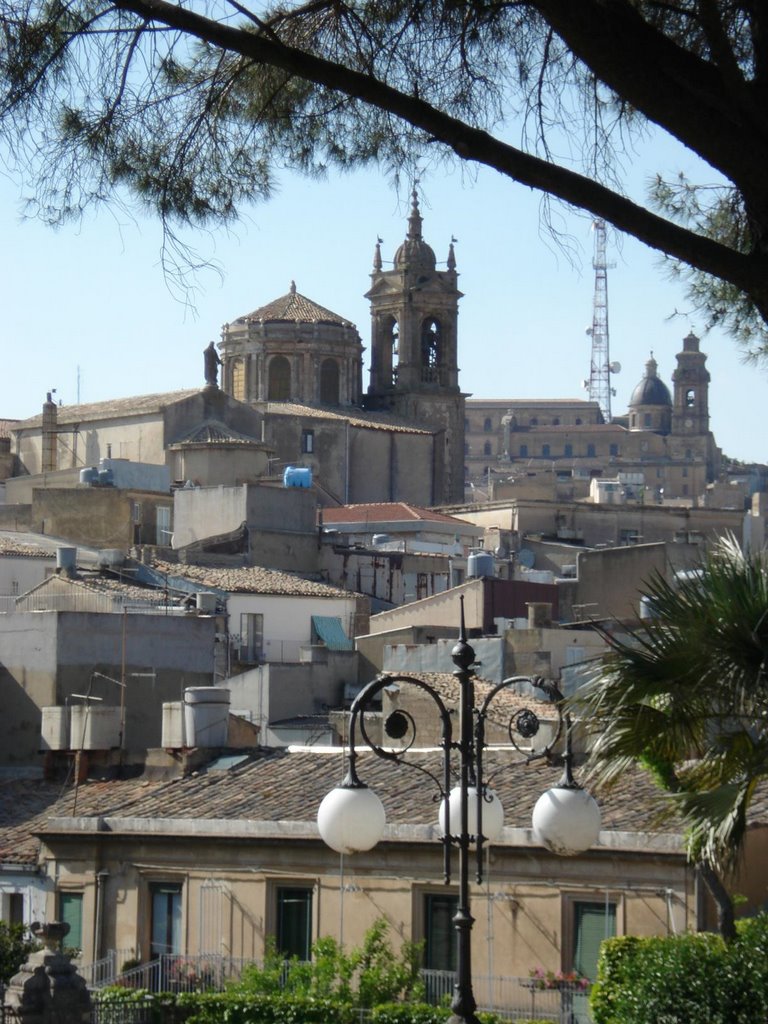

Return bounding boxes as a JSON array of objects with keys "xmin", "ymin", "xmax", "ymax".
[{"xmin": 204, "ymin": 341, "xmax": 222, "ymax": 387}]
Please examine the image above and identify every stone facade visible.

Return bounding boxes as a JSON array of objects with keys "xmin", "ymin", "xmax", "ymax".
[{"xmin": 465, "ymin": 333, "xmax": 722, "ymax": 502}]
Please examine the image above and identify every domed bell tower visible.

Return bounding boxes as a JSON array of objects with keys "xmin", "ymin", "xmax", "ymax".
[
  {"xmin": 364, "ymin": 190, "xmax": 465, "ymax": 504},
  {"xmin": 672, "ymin": 331, "xmax": 710, "ymax": 436}
]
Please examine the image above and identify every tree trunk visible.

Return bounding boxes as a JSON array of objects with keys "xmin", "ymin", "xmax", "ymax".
[{"xmin": 698, "ymin": 860, "xmax": 736, "ymax": 942}]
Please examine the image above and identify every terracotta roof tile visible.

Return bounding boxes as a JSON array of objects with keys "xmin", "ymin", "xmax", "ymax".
[
  {"xmin": 16, "ymin": 390, "xmax": 200, "ymax": 429},
  {"xmin": 0, "ymin": 538, "xmax": 54, "ymax": 559},
  {"xmin": 151, "ymin": 560, "xmax": 357, "ymax": 599},
  {"xmin": 10, "ymin": 748, "xmax": 768, "ymax": 866},
  {"xmin": 237, "ymin": 288, "xmax": 353, "ymax": 328},
  {"xmin": 264, "ymin": 403, "xmax": 431, "ymax": 435}
]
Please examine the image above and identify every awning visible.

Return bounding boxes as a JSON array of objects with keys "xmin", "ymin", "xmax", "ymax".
[{"xmin": 311, "ymin": 615, "xmax": 353, "ymax": 651}]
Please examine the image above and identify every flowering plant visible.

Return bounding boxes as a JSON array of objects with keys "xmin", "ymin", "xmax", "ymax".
[
  {"xmin": 167, "ymin": 958, "xmax": 217, "ymax": 990},
  {"xmin": 528, "ymin": 966, "xmax": 590, "ymax": 991}
]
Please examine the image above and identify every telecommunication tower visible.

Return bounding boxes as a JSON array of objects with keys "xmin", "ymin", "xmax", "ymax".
[{"xmin": 584, "ymin": 219, "xmax": 619, "ymax": 422}]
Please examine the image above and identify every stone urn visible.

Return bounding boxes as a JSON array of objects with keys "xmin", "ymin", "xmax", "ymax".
[{"xmin": 5, "ymin": 922, "xmax": 91, "ymax": 1024}]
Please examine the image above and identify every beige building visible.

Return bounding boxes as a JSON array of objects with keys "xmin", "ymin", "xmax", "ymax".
[
  {"xmin": 466, "ymin": 336, "xmax": 722, "ymax": 502},
  {"xmin": 5, "ymin": 745, "xmax": 718, "ymax": 997}
]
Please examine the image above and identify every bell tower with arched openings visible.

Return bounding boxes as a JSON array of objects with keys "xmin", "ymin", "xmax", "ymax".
[
  {"xmin": 365, "ymin": 189, "xmax": 465, "ymax": 504},
  {"xmin": 671, "ymin": 330, "xmax": 710, "ymax": 437}
]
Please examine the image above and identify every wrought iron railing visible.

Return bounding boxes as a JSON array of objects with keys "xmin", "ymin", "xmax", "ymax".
[{"xmin": 85, "ymin": 953, "xmax": 593, "ymax": 1022}]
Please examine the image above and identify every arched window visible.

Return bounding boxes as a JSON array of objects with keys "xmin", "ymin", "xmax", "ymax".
[
  {"xmin": 542, "ymin": 444, "xmax": 550, "ymax": 457},
  {"xmin": 231, "ymin": 358, "xmax": 246, "ymax": 402},
  {"xmin": 268, "ymin": 355, "xmax": 291, "ymax": 401},
  {"xmin": 587, "ymin": 443, "xmax": 596, "ymax": 457},
  {"xmin": 530, "ymin": 417, "xmax": 538, "ymax": 426},
  {"xmin": 483, "ymin": 417, "xmax": 492, "ymax": 432},
  {"xmin": 388, "ymin": 317, "xmax": 399, "ymax": 386},
  {"xmin": 484, "ymin": 441, "xmax": 492, "ymax": 456},
  {"xmin": 575, "ymin": 417, "xmax": 582, "ymax": 425},
  {"xmin": 552, "ymin": 417, "xmax": 560, "ymax": 426},
  {"xmin": 421, "ymin": 318, "xmax": 441, "ymax": 382},
  {"xmin": 320, "ymin": 359, "xmax": 340, "ymax": 405}
]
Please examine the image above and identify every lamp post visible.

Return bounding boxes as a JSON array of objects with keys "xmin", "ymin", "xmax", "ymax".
[{"xmin": 318, "ymin": 601, "xmax": 601, "ymax": 1024}]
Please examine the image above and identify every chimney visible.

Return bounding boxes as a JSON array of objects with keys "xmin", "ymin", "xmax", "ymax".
[{"xmin": 42, "ymin": 392, "xmax": 58, "ymax": 473}]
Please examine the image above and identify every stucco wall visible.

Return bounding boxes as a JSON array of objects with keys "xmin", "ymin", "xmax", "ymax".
[
  {"xmin": 227, "ymin": 593, "xmax": 358, "ymax": 662},
  {"xmin": 30, "ymin": 488, "xmax": 172, "ymax": 549},
  {"xmin": 0, "ymin": 554, "xmax": 55, "ymax": 597},
  {"xmin": 0, "ymin": 609, "xmax": 216, "ymax": 763},
  {"xmin": 0, "ymin": 611, "xmax": 58, "ymax": 764},
  {"xmin": 41, "ymin": 823, "xmax": 694, "ymax": 979}
]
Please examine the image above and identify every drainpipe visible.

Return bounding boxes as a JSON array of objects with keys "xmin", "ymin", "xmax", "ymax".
[{"xmin": 94, "ymin": 869, "xmax": 109, "ymax": 961}]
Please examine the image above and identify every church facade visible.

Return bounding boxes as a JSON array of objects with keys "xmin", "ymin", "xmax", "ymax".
[
  {"xmin": 465, "ymin": 333, "xmax": 721, "ymax": 502},
  {"xmin": 217, "ymin": 190, "xmax": 466, "ymax": 505}
]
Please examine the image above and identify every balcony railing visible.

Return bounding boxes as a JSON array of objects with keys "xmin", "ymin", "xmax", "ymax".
[{"xmin": 85, "ymin": 953, "xmax": 593, "ymax": 1022}]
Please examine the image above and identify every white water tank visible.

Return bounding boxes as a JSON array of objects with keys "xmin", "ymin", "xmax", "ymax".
[
  {"xmin": 41, "ymin": 707, "xmax": 70, "ymax": 751},
  {"xmin": 56, "ymin": 547, "xmax": 77, "ymax": 573},
  {"xmin": 195, "ymin": 591, "xmax": 217, "ymax": 614},
  {"xmin": 161, "ymin": 702, "xmax": 186, "ymax": 749},
  {"xmin": 70, "ymin": 705, "xmax": 121, "ymax": 750},
  {"xmin": 183, "ymin": 687, "xmax": 230, "ymax": 748}
]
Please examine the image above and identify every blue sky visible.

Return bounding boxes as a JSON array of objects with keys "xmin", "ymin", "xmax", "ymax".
[{"xmin": 1, "ymin": 139, "xmax": 765, "ymax": 464}]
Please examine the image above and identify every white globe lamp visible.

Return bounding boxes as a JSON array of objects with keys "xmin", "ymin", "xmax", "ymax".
[
  {"xmin": 438, "ymin": 785, "xmax": 504, "ymax": 843},
  {"xmin": 532, "ymin": 785, "xmax": 601, "ymax": 856},
  {"xmin": 317, "ymin": 784, "xmax": 386, "ymax": 855}
]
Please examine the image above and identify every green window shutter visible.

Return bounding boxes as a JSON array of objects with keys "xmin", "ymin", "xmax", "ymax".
[
  {"xmin": 59, "ymin": 893, "xmax": 83, "ymax": 951},
  {"xmin": 573, "ymin": 901, "xmax": 616, "ymax": 980}
]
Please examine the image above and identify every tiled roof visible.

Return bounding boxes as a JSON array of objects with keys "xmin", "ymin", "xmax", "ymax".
[
  {"xmin": 237, "ymin": 287, "xmax": 353, "ymax": 328},
  {"xmin": 20, "ymin": 571, "xmax": 169, "ymax": 606},
  {"xmin": 263, "ymin": 403, "xmax": 431, "ymax": 435},
  {"xmin": 170, "ymin": 419, "xmax": 264, "ymax": 447},
  {"xmin": 0, "ymin": 537, "xmax": 55, "ymax": 559},
  {"xmin": 0, "ymin": 774, "xmax": 167, "ymax": 865},
  {"xmin": 16, "ymin": 390, "xmax": 200, "ymax": 429},
  {"xmin": 320, "ymin": 503, "xmax": 473, "ymax": 526},
  {"xmin": 0, "ymin": 420, "xmax": 20, "ymax": 439},
  {"xmin": 8, "ymin": 746, "xmax": 768, "ymax": 869},
  {"xmin": 151, "ymin": 560, "xmax": 356, "ymax": 599},
  {"xmin": 32, "ymin": 747, "xmax": 680, "ymax": 837}
]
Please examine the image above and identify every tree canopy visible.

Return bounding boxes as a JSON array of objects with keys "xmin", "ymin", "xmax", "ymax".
[
  {"xmin": 2, "ymin": 1, "xmax": 768, "ymax": 352},
  {"xmin": 575, "ymin": 537, "xmax": 768, "ymax": 939}
]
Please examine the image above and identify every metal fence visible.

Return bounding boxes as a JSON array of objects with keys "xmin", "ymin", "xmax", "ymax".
[{"xmin": 87, "ymin": 953, "xmax": 593, "ymax": 1023}]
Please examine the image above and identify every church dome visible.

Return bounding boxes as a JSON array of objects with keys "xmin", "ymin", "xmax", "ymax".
[
  {"xmin": 629, "ymin": 355, "xmax": 672, "ymax": 407},
  {"xmin": 393, "ymin": 190, "xmax": 436, "ymax": 272},
  {"xmin": 236, "ymin": 281, "xmax": 353, "ymax": 327}
]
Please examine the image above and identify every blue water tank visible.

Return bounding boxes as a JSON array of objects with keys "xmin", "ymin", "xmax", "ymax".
[
  {"xmin": 283, "ymin": 466, "xmax": 312, "ymax": 488},
  {"xmin": 97, "ymin": 468, "xmax": 114, "ymax": 487},
  {"xmin": 468, "ymin": 550, "xmax": 495, "ymax": 578},
  {"xmin": 79, "ymin": 467, "xmax": 98, "ymax": 485}
]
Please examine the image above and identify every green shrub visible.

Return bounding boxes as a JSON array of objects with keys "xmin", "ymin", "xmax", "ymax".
[
  {"xmin": 591, "ymin": 914, "xmax": 768, "ymax": 1024},
  {"xmin": 0, "ymin": 921, "xmax": 38, "ymax": 983},
  {"xmin": 231, "ymin": 918, "xmax": 423, "ymax": 1009},
  {"xmin": 370, "ymin": 1003, "xmax": 451, "ymax": 1024}
]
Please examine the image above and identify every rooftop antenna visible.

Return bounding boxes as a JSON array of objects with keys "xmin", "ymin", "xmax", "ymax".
[{"xmin": 585, "ymin": 220, "xmax": 619, "ymax": 422}]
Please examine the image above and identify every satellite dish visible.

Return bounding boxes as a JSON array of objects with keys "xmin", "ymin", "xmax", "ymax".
[
  {"xmin": 609, "ymin": 361, "xmax": 622, "ymax": 374},
  {"xmin": 518, "ymin": 548, "xmax": 535, "ymax": 569}
]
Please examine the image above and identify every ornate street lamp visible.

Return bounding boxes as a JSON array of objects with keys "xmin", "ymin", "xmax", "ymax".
[{"xmin": 318, "ymin": 601, "xmax": 601, "ymax": 1024}]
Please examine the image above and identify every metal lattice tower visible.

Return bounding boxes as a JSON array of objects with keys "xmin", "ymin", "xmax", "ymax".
[{"xmin": 586, "ymin": 219, "xmax": 616, "ymax": 422}]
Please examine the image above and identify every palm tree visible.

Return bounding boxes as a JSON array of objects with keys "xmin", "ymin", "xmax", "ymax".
[{"xmin": 574, "ymin": 537, "xmax": 768, "ymax": 940}]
